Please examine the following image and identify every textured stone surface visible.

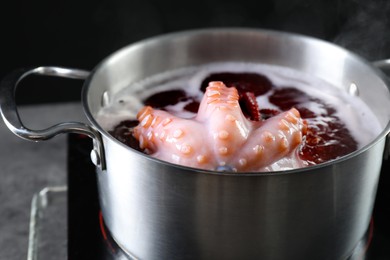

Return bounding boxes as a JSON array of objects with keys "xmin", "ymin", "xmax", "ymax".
[{"xmin": 0, "ymin": 102, "xmax": 85, "ymax": 259}]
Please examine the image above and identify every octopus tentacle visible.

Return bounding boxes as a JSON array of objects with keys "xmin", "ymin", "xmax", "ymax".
[
  {"xmin": 133, "ymin": 81, "xmax": 307, "ymax": 172},
  {"xmin": 231, "ymin": 108, "xmax": 307, "ymax": 171},
  {"xmin": 133, "ymin": 107, "xmax": 212, "ymax": 167},
  {"xmin": 196, "ymin": 82, "xmax": 251, "ymax": 166}
]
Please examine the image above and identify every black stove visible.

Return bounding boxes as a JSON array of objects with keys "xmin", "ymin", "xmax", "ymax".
[{"xmin": 65, "ymin": 134, "xmax": 390, "ymax": 259}]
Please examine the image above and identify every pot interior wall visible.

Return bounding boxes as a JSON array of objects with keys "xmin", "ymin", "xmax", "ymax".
[{"xmin": 84, "ymin": 29, "xmax": 390, "ymax": 137}]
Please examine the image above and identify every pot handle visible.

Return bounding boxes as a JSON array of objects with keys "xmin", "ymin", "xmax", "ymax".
[
  {"xmin": 372, "ymin": 59, "xmax": 390, "ymax": 71},
  {"xmin": 373, "ymin": 59, "xmax": 390, "ymax": 160},
  {"xmin": 0, "ymin": 66, "xmax": 106, "ymax": 169}
]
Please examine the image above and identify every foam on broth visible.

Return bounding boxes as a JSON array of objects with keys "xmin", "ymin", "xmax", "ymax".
[{"xmin": 97, "ymin": 62, "xmax": 381, "ymax": 151}]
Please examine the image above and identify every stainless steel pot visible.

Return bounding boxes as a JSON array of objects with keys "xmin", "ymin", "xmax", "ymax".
[{"xmin": 1, "ymin": 28, "xmax": 390, "ymax": 260}]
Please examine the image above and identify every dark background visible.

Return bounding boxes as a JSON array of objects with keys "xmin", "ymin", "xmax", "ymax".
[{"xmin": 1, "ymin": 0, "xmax": 390, "ymax": 104}]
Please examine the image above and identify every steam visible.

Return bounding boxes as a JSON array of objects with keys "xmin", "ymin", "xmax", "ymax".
[{"xmin": 333, "ymin": 0, "xmax": 390, "ymax": 61}]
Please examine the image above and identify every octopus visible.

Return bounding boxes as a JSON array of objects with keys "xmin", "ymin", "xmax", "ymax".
[{"xmin": 133, "ymin": 81, "xmax": 308, "ymax": 172}]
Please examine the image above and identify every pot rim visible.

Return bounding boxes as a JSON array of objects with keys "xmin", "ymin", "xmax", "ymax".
[{"xmin": 81, "ymin": 27, "xmax": 390, "ymax": 176}]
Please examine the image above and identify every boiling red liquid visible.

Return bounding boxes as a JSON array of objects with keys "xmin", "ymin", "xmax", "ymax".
[
  {"xmin": 110, "ymin": 72, "xmax": 358, "ymax": 166},
  {"xmin": 268, "ymin": 87, "xmax": 357, "ymax": 164}
]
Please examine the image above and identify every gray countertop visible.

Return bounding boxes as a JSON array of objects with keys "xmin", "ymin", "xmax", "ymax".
[{"xmin": 0, "ymin": 102, "xmax": 86, "ymax": 259}]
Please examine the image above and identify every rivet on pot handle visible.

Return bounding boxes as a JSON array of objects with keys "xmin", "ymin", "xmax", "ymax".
[
  {"xmin": 373, "ymin": 59, "xmax": 390, "ymax": 160},
  {"xmin": 0, "ymin": 66, "xmax": 106, "ymax": 170}
]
